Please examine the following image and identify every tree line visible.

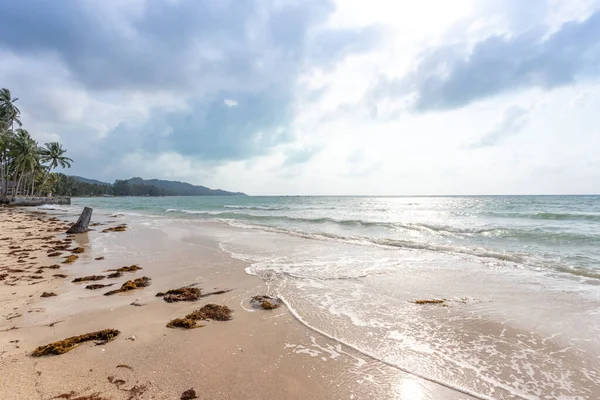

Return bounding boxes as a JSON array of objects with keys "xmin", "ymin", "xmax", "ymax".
[
  {"xmin": 1, "ymin": 88, "xmax": 73, "ymax": 198},
  {"xmin": 49, "ymin": 175, "xmax": 170, "ymax": 197}
]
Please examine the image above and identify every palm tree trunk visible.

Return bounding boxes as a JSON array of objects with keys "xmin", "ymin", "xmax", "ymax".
[
  {"xmin": 0, "ymin": 160, "xmax": 5, "ymax": 197},
  {"xmin": 39, "ymin": 167, "xmax": 51, "ymax": 197},
  {"xmin": 0, "ymin": 151, "xmax": 7, "ymax": 197},
  {"xmin": 17, "ymin": 167, "xmax": 27, "ymax": 196},
  {"xmin": 15, "ymin": 172, "xmax": 23, "ymax": 197},
  {"xmin": 30, "ymin": 171, "xmax": 35, "ymax": 196}
]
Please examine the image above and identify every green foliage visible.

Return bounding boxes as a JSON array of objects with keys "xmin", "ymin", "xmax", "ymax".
[
  {"xmin": 48, "ymin": 175, "xmax": 170, "ymax": 197},
  {"xmin": 112, "ymin": 179, "xmax": 169, "ymax": 196},
  {"xmin": 1, "ymin": 88, "xmax": 73, "ymax": 197},
  {"xmin": 50, "ymin": 173, "xmax": 112, "ymax": 197}
]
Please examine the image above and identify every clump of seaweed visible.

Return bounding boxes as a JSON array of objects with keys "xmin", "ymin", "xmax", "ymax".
[
  {"xmin": 166, "ymin": 318, "xmax": 199, "ymax": 329},
  {"xmin": 156, "ymin": 287, "xmax": 200, "ymax": 303},
  {"xmin": 413, "ymin": 299, "xmax": 445, "ymax": 305},
  {"xmin": 52, "ymin": 391, "xmax": 108, "ymax": 400},
  {"xmin": 106, "ymin": 272, "xmax": 123, "ymax": 279},
  {"xmin": 85, "ymin": 284, "xmax": 114, "ymax": 290},
  {"xmin": 41, "ymin": 292, "xmax": 57, "ymax": 298},
  {"xmin": 71, "ymin": 247, "xmax": 85, "ymax": 254},
  {"xmin": 101, "ymin": 224, "xmax": 127, "ymax": 233},
  {"xmin": 107, "ymin": 265, "xmax": 141, "ymax": 273},
  {"xmin": 250, "ymin": 295, "xmax": 282, "ymax": 310},
  {"xmin": 181, "ymin": 389, "xmax": 198, "ymax": 399},
  {"xmin": 185, "ymin": 304, "xmax": 233, "ymax": 321},
  {"xmin": 104, "ymin": 277, "xmax": 151, "ymax": 296},
  {"xmin": 45, "ymin": 264, "xmax": 61, "ymax": 269},
  {"xmin": 62, "ymin": 255, "xmax": 79, "ymax": 264},
  {"xmin": 47, "ymin": 252, "xmax": 62, "ymax": 257},
  {"xmin": 72, "ymin": 275, "xmax": 105, "ymax": 283},
  {"xmin": 53, "ymin": 274, "xmax": 68, "ymax": 278},
  {"xmin": 95, "ymin": 257, "xmax": 105, "ymax": 261},
  {"xmin": 31, "ymin": 329, "xmax": 120, "ymax": 356},
  {"xmin": 166, "ymin": 304, "xmax": 232, "ymax": 329}
]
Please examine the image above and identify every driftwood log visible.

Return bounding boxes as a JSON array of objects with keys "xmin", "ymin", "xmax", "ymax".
[{"xmin": 66, "ymin": 207, "xmax": 93, "ymax": 234}]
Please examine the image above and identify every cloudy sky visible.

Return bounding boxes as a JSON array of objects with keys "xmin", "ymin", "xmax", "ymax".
[{"xmin": 1, "ymin": 0, "xmax": 599, "ymax": 195}]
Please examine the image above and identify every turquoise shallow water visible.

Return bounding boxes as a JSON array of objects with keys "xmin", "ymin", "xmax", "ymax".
[
  {"xmin": 63, "ymin": 195, "xmax": 600, "ymax": 399},
  {"xmin": 72, "ymin": 195, "xmax": 600, "ymax": 282}
]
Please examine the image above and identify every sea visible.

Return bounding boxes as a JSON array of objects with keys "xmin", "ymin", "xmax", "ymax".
[{"xmin": 59, "ymin": 195, "xmax": 600, "ymax": 399}]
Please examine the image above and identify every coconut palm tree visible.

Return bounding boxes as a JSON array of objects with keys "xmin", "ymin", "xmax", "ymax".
[
  {"xmin": 0, "ymin": 89, "xmax": 74, "ymax": 199},
  {"xmin": 39, "ymin": 142, "xmax": 73, "ymax": 195},
  {"xmin": 40, "ymin": 142, "xmax": 73, "ymax": 172},
  {"xmin": 9, "ymin": 129, "xmax": 40, "ymax": 196},
  {"xmin": 0, "ymin": 88, "xmax": 22, "ymax": 130},
  {"xmin": 1, "ymin": 89, "xmax": 22, "ymax": 197}
]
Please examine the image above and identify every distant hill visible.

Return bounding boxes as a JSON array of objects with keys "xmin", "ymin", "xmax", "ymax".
[
  {"xmin": 69, "ymin": 175, "xmax": 245, "ymax": 196},
  {"xmin": 123, "ymin": 177, "xmax": 245, "ymax": 196},
  {"xmin": 71, "ymin": 176, "xmax": 111, "ymax": 186}
]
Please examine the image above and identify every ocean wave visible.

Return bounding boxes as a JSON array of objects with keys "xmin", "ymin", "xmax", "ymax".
[
  {"xmin": 163, "ymin": 209, "xmax": 599, "ymax": 243},
  {"xmin": 223, "ymin": 205, "xmax": 289, "ymax": 211},
  {"xmin": 487, "ymin": 211, "xmax": 600, "ymax": 222},
  {"xmin": 37, "ymin": 204, "xmax": 71, "ymax": 212},
  {"xmin": 219, "ymin": 219, "xmax": 526, "ymax": 264}
]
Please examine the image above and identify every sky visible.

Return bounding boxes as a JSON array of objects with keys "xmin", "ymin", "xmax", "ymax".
[{"xmin": 1, "ymin": 0, "xmax": 599, "ymax": 195}]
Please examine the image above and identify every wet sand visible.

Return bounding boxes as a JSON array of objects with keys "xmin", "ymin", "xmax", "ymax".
[{"xmin": 0, "ymin": 206, "xmax": 477, "ymax": 399}]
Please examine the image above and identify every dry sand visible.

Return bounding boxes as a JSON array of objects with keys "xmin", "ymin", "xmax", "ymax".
[{"xmin": 0, "ymin": 206, "xmax": 476, "ymax": 399}]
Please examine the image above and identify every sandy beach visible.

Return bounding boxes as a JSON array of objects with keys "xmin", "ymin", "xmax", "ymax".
[{"xmin": 0, "ymin": 206, "xmax": 480, "ymax": 400}]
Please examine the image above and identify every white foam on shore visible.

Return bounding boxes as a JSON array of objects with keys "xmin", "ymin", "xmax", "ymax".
[
  {"xmin": 277, "ymin": 294, "xmax": 499, "ymax": 400},
  {"xmin": 37, "ymin": 204, "xmax": 71, "ymax": 212}
]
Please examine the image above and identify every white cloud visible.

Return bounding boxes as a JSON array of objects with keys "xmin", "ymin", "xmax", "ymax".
[{"xmin": 2, "ymin": 1, "xmax": 599, "ymax": 194}]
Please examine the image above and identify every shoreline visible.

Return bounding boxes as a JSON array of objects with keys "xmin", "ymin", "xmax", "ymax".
[{"xmin": 0, "ymin": 206, "xmax": 474, "ymax": 399}]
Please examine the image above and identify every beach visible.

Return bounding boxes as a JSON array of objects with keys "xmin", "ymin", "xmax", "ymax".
[{"xmin": 0, "ymin": 205, "xmax": 481, "ymax": 400}]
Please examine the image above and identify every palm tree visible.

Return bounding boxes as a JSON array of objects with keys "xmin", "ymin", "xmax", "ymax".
[
  {"xmin": 9, "ymin": 129, "xmax": 40, "ymax": 196},
  {"xmin": 40, "ymin": 142, "xmax": 73, "ymax": 171},
  {"xmin": 39, "ymin": 142, "xmax": 73, "ymax": 195},
  {"xmin": 0, "ymin": 89, "xmax": 74, "ymax": 199},
  {"xmin": 0, "ymin": 89, "xmax": 22, "ymax": 197},
  {"xmin": 0, "ymin": 88, "xmax": 22, "ymax": 130}
]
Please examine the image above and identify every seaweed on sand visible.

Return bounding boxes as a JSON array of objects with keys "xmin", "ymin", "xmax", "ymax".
[
  {"xmin": 53, "ymin": 274, "xmax": 68, "ymax": 278},
  {"xmin": 47, "ymin": 252, "xmax": 62, "ymax": 257},
  {"xmin": 31, "ymin": 329, "xmax": 120, "ymax": 356},
  {"xmin": 71, "ymin": 247, "xmax": 85, "ymax": 254},
  {"xmin": 101, "ymin": 225, "xmax": 127, "ymax": 233},
  {"xmin": 166, "ymin": 304, "xmax": 232, "ymax": 329},
  {"xmin": 52, "ymin": 392, "xmax": 108, "ymax": 400},
  {"xmin": 250, "ymin": 295, "xmax": 282, "ymax": 310},
  {"xmin": 62, "ymin": 255, "xmax": 79, "ymax": 264},
  {"xmin": 185, "ymin": 304, "xmax": 233, "ymax": 321},
  {"xmin": 156, "ymin": 287, "xmax": 200, "ymax": 303},
  {"xmin": 95, "ymin": 257, "xmax": 105, "ymax": 261},
  {"xmin": 413, "ymin": 299, "xmax": 445, "ymax": 305},
  {"xmin": 85, "ymin": 284, "xmax": 114, "ymax": 290},
  {"xmin": 166, "ymin": 318, "xmax": 199, "ymax": 329},
  {"xmin": 106, "ymin": 265, "xmax": 141, "ymax": 273},
  {"xmin": 72, "ymin": 275, "xmax": 105, "ymax": 283},
  {"xmin": 106, "ymin": 272, "xmax": 123, "ymax": 279},
  {"xmin": 104, "ymin": 277, "xmax": 151, "ymax": 296},
  {"xmin": 181, "ymin": 389, "xmax": 198, "ymax": 399},
  {"xmin": 41, "ymin": 292, "xmax": 57, "ymax": 298}
]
